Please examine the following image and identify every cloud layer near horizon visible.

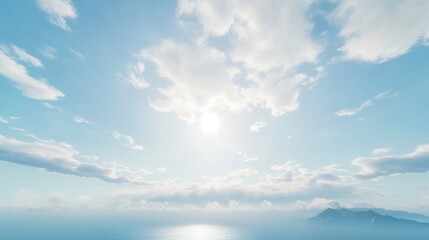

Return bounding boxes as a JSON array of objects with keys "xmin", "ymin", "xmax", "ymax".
[{"xmin": 354, "ymin": 144, "xmax": 429, "ymax": 178}]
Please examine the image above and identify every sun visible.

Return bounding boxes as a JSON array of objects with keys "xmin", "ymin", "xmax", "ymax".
[{"xmin": 200, "ymin": 112, "xmax": 220, "ymax": 133}]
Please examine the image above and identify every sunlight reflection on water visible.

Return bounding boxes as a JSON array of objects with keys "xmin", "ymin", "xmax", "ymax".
[{"xmin": 142, "ymin": 224, "xmax": 245, "ymax": 240}]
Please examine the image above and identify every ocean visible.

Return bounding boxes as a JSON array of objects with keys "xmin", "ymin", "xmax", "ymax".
[{"xmin": 1, "ymin": 211, "xmax": 428, "ymax": 240}]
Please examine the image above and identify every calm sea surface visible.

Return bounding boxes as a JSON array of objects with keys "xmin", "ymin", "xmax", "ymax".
[{"xmin": 1, "ymin": 212, "xmax": 428, "ymax": 240}]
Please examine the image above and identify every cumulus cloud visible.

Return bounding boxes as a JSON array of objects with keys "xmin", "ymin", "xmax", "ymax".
[
  {"xmin": 249, "ymin": 121, "xmax": 266, "ymax": 132},
  {"xmin": 353, "ymin": 144, "xmax": 429, "ymax": 178},
  {"xmin": 335, "ymin": 90, "xmax": 397, "ymax": 117},
  {"xmin": 36, "ymin": 0, "xmax": 77, "ymax": 31},
  {"xmin": 112, "ymin": 131, "xmax": 144, "ymax": 151},
  {"xmin": 0, "ymin": 44, "xmax": 64, "ymax": 100},
  {"xmin": 0, "ymin": 134, "xmax": 147, "ymax": 184},
  {"xmin": 118, "ymin": 62, "xmax": 149, "ymax": 89},
  {"xmin": 143, "ymin": 40, "xmax": 317, "ymax": 123},
  {"xmin": 130, "ymin": 0, "xmax": 322, "ymax": 123},
  {"xmin": 143, "ymin": 40, "xmax": 240, "ymax": 123},
  {"xmin": 331, "ymin": 0, "xmax": 429, "ymax": 62},
  {"xmin": 178, "ymin": 0, "xmax": 321, "ymax": 71}
]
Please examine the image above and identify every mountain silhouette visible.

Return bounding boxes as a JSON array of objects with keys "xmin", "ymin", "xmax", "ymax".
[
  {"xmin": 351, "ymin": 207, "xmax": 429, "ymax": 223},
  {"xmin": 309, "ymin": 208, "xmax": 429, "ymax": 228}
]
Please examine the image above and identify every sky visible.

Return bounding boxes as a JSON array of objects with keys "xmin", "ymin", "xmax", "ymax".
[{"xmin": 0, "ymin": 0, "xmax": 429, "ymax": 214}]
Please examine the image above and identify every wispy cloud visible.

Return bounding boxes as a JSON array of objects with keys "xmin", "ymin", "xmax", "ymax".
[
  {"xmin": 73, "ymin": 115, "xmax": 92, "ymax": 124},
  {"xmin": 0, "ymin": 116, "xmax": 8, "ymax": 124},
  {"xmin": 69, "ymin": 48, "xmax": 85, "ymax": 62},
  {"xmin": 0, "ymin": 44, "xmax": 64, "ymax": 100},
  {"xmin": 372, "ymin": 147, "xmax": 391, "ymax": 155},
  {"xmin": 118, "ymin": 62, "xmax": 149, "ymax": 89},
  {"xmin": 354, "ymin": 144, "xmax": 429, "ymax": 178},
  {"xmin": 0, "ymin": 115, "xmax": 20, "ymax": 124},
  {"xmin": 249, "ymin": 121, "xmax": 266, "ymax": 132},
  {"xmin": 0, "ymin": 134, "xmax": 148, "ymax": 184},
  {"xmin": 238, "ymin": 152, "xmax": 258, "ymax": 162},
  {"xmin": 42, "ymin": 102, "xmax": 66, "ymax": 113},
  {"xmin": 39, "ymin": 45, "xmax": 57, "ymax": 59},
  {"xmin": 336, "ymin": 91, "xmax": 397, "ymax": 117},
  {"xmin": 11, "ymin": 45, "xmax": 44, "ymax": 68},
  {"xmin": 36, "ymin": 0, "xmax": 77, "ymax": 31},
  {"xmin": 156, "ymin": 167, "xmax": 167, "ymax": 174},
  {"xmin": 42, "ymin": 102, "xmax": 145, "ymax": 151},
  {"xmin": 113, "ymin": 131, "xmax": 144, "ymax": 151}
]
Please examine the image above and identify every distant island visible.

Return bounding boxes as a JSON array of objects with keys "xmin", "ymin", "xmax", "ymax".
[{"xmin": 309, "ymin": 208, "xmax": 429, "ymax": 228}]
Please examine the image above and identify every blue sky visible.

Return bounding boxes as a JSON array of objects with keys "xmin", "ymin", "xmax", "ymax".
[{"xmin": 1, "ymin": 0, "xmax": 429, "ymax": 213}]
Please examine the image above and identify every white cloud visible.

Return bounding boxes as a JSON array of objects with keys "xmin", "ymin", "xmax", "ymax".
[
  {"xmin": 42, "ymin": 102, "xmax": 67, "ymax": 116},
  {"xmin": 11, "ymin": 45, "xmax": 44, "ymax": 68},
  {"xmin": 335, "ymin": 90, "xmax": 397, "ymax": 117},
  {"xmin": 4, "ymin": 191, "xmax": 98, "ymax": 210},
  {"xmin": 0, "ymin": 45, "xmax": 64, "ymax": 100},
  {"xmin": 372, "ymin": 147, "xmax": 391, "ymax": 155},
  {"xmin": 77, "ymin": 195, "xmax": 93, "ymax": 207},
  {"xmin": 0, "ymin": 116, "xmax": 8, "ymax": 124},
  {"xmin": 73, "ymin": 115, "xmax": 91, "ymax": 124},
  {"xmin": 112, "ymin": 131, "xmax": 144, "ymax": 151},
  {"xmin": 39, "ymin": 45, "xmax": 57, "ymax": 59},
  {"xmin": 157, "ymin": 167, "xmax": 167, "ymax": 174},
  {"xmin": 143, "ymin": 40, "xmax": 241, "ymax": 123},
  {"xmin": 48, "ymin": 192, "xmax": 64, "ymax": 208},
  {"xmin": 0, "ymin": 134, "xmax": 147, "ymax": 184},
  {"xmin": 291, "ymin": 198, "xmax": 341, "ymax": 211},
  {"xmin": 118, "ymin": 62, "xmax": 149, "ymax": 89},
  {"xmin": 353, "ymin": 144, "xmax": 429, "ymax": 178},
  {"xmin": 249, "ymin": 120, "xmax": 266, "ymax": 132},
  {"xmin": 238, "ymin": 152, "xmax": 258, "ymax": 162},
  {"xmin": 41, "ymin": 102, "xmax": 145, "ymax": 152},
  {"xmin": 133, "ymin": 0, "xmax": 323, "ymax": 123},
  {"xmin": 83, "ymin": 155, "xmax": 99, "ymax": 161},
  {"xmin": 178, "ymin": 0, "xmax": 321, "ymax": 71},
  {"xmin": 69, "ymin": 48, "xmax": 85, "ymax": 61},
  {"xmin": 143, "ymin": 40, "xmax": 317, "ymax": 123},
  {"xmin": 331, "ymin": 0, "xmax": 429, "ymax": 62},
  {"xmin": 7, "ymin": 190, "xmax": 45, "ymax": 209},
  {"xmin": 43, "ymin": 103, "xmax": 92, "ymax": 125},
  {"xmin": 114, "ymin": 163, "xmax": 358, "ymax": 207},
  {"xmin": 36, "ymin": 0, "xmax": 77, "ymax": 31}
]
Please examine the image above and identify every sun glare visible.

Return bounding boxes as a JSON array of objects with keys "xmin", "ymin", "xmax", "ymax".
[{"xmin": 200, "ymin": 113, "xmax": 220, "ymax": 133}]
